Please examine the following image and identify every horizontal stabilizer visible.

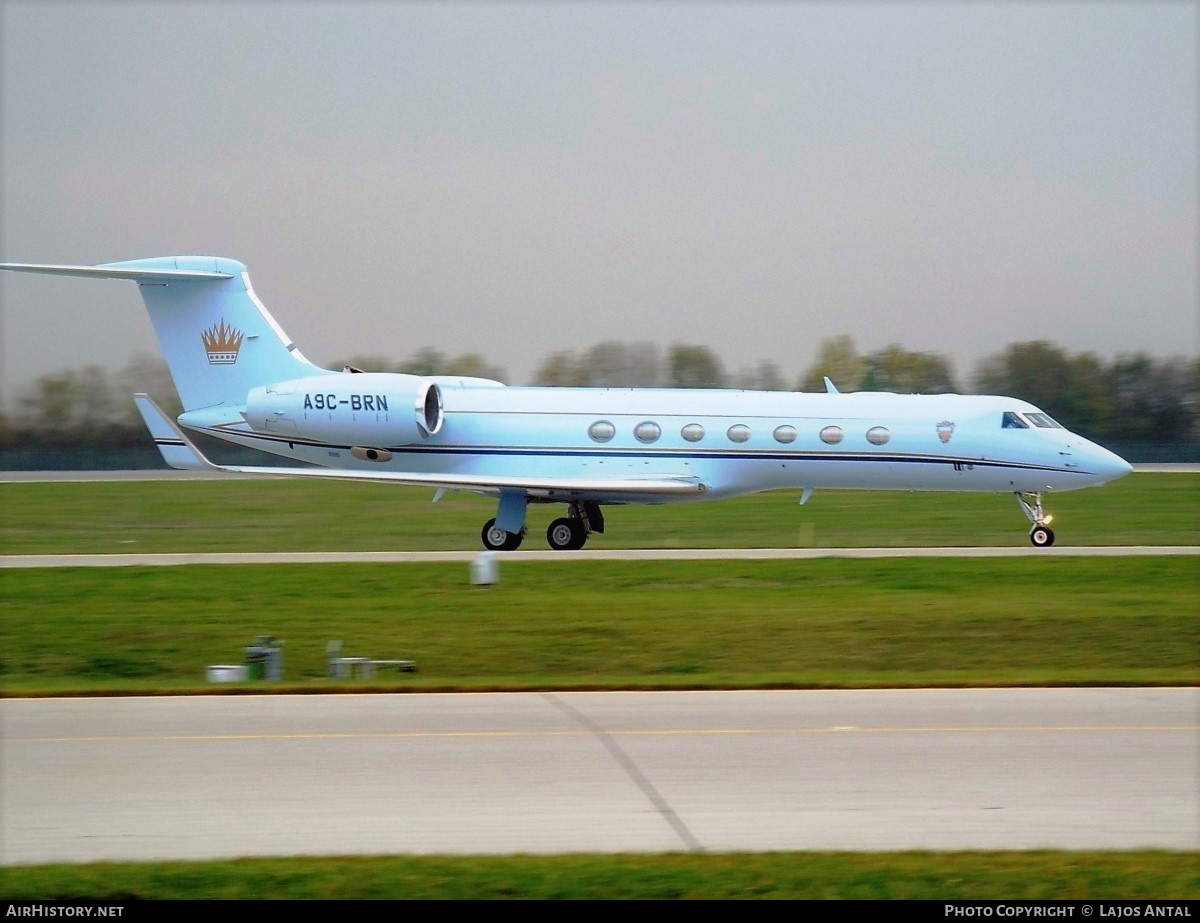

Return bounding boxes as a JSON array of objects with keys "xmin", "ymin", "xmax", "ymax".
[
  {"xmin": 6, "ymin": 256, "xmax": 324, "ymax": 412},
  {"xmin": 0, "ymin": 261, "xmax": 233, "ymax": 281}
]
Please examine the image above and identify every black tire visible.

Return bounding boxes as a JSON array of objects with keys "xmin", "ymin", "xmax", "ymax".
[
  {"xmin": 546, "ymin": 517, "xmax": 586, "ymax": 551},
  {"xmin": 482, "ymin": 519, "xmax": 523, "ymax": 551},
  {"xmin": 1029, "ymin": 525, "xmax": 1055, "ymax": 548}
]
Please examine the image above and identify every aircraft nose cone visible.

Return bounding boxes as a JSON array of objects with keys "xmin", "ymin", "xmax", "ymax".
[{"xmin": 1089, "ymin": 445, "xmax": 1134, "ymax": 483}]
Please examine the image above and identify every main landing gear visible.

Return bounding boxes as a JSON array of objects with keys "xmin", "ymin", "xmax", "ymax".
[
  {"xmin": 1015, "ymin": 491, "xmax": 1055, "ymax": 547},
  {"xmin": 480, "ymin": 501, "xmax": 604, "ymax": 551},
  {"xmin": 546, "ymin": 516, "xmax": 587, "ymax": 551},
  {"xmin": 481, "ymin": 519, "xmax": 525, "ymax": 551}
]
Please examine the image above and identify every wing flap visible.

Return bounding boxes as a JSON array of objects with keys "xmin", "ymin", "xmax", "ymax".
[{"xmin": 215, "ymin": 464, "xmax": 708, "ymax": 498}]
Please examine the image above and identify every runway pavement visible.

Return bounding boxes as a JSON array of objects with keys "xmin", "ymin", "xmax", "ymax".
[
  {"xmin": 3, "ymin": 687, "xmax": 1197, "ymax": 864},
  {"xmin": 2, "ymin": 545, "xmax": 1197, "ymax": 567}
]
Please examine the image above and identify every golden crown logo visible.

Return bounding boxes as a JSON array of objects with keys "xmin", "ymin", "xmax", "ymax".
[{"xmin": 202, "ymin": 319, "xmax": 244, "ymax": 365}]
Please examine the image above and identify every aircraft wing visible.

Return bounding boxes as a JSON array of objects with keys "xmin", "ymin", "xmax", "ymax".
[{"xmin": 133, "ymin": 394, "xmax": 708, "ymax": 500}]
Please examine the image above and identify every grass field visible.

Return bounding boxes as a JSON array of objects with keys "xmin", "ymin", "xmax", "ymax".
[
  {"xmin": 2, "ymin": 471, "xmax": 1196, "ymax": 553},
  {"xmin": 2, "ymin": 556, "xmax": 1197, "ymax": 694},
  {"xmin": 2, "ymin": 851, "xmax": 1196, "ymax": 901},
  {"xmin": 2, "ymin": 472, "xmax": 1196, "ymax": 899}
]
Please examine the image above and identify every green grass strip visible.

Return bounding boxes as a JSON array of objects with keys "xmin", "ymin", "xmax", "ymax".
[
  {"xmin": 3, "ymin": 557, "xmax": 1195, "ymax": 694},
  {"xmin": 2, "ymin": 851, "xmax": 1197, "ymax": 900},
  {"xmin": 1, "ymin": 472, "xmax": 1196, "ymax": 553}
]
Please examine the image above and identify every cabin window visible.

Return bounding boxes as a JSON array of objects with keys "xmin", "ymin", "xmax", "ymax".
[
  {"xmin": 634, "ymin": 421, "xmax": 661, "ymax": 443},
  {"xmin": 819, "ymin": 425, "xmax": 844, "ymax": 445},
  {"xmin": 1025, "ymin": 412, "xmax": 1063, "ymax": 429},
  {"xmin": 1002, "ymin": 412, "xmax": 1029, "ymax": 429},
  {"xmin": 681, "ymin": 423, "xmax": 705, "ymax": 442},
  {"xmin": 866, "ymin": 426, "xmax": 891, "ymax": 446},
  {"xmin": 773, "ymin": 425, "xmax": 797, "ymax": 444},
  {"xmin": 589, "ymin": 420, "xmax": 615, "ymax": 443},
  {"xmin": 727, "ymin": 424, "xmax": 751, "ymax": 443}
]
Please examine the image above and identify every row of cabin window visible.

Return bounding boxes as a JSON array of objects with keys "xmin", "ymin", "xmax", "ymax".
[{"xmin": 587, "ymin": 421, "xmax": 892, "ymax": 446}]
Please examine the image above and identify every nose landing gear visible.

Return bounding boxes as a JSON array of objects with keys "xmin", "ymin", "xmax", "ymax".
[{"xmin": 1015, "ymin": 492, "xmax": 1055, "ymax": 547}]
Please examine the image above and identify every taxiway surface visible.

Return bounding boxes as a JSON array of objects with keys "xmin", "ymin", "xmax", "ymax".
[{"xmin": 3, "ymin": 688, "xmax": 1196, "ymax": 864}]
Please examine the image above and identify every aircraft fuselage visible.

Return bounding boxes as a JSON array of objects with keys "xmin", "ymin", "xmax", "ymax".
[
  {"xmin": 1, "ymin": 256, "xmax": 1133, "ymax": 550},
  {"xmin": 182, "ymin": 374, "xmax": 1131, "ymax": 502}
]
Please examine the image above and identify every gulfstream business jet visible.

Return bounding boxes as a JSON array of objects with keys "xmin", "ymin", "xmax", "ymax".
[{"xmin": 0, "ymin": 256, "xmax": 1132, "ymax": 550}]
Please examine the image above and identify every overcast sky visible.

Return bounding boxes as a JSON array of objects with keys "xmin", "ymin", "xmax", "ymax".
[{"xmin": 1, "ymin": 0, "xmax": 1196, "ymax": 406}]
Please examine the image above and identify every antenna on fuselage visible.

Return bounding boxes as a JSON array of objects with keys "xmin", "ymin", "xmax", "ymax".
[{"xmin": 823, "ymin": 376, "xmax": 839, "ymax": 394}]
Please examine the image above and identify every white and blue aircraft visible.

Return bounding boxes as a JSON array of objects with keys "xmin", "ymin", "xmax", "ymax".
[{"xmin": 0, "ymin": 256, "xmax": 1133, "ymax": 550}]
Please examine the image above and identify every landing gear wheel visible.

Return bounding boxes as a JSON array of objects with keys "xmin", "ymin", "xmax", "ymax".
[
  {"xmin": 1029, "ymin": 525, "xmax": 1055, "ymax": 548},
  {"xmin": 481, "ymin": 518, "xmax": 524, "ymax": 551},
  {"xmin": 546, "ymin": 517, "xmax": 587, "ymax": 550},
  {"xmin": 1016, "ymin": 492, "xmax": 1056, "ymax": 548}
]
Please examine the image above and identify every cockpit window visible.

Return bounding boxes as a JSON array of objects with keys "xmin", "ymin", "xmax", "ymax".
[
  {"xmin": 1002, "ymin": 411, "xmax": 1029, "ymax": 429},
  {"xmin": 1025, "ymin": 412, "xmax": 1062, "ymax": 429}
]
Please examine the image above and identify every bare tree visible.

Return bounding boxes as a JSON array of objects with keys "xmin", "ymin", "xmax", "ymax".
[
  {"xmin": 532, "ymin": 351, "xmax": 592, "ymax": 386},
  {"xmin": 115, "ymin": 353, "xmax": 182, "ymax": 421},
  {"xmin": 667, "ymin": 344, "xmax": 725, "ymax": 388},
  {"xmin": 861, "ymin": 344, "xmax": 958, "ymax": 394},
  {"xmin": 583, "ymin": 341, "xmax": 661, "ymax": 387},
  {"xmin": 733, "ymin": 360, "xmax": 788, "ymax": 391},
  {"xmin": 798, "ymin": 335, "xmax": 866, "ymax": 391},
  {"xmin": 442, "ymin": 353, "xmax": 506, "ymax": 381}
]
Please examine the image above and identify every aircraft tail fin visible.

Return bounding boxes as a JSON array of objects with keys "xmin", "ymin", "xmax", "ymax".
[{"xmin": 1, "ymin": 257, "xmax": 330, "ymax": 412}]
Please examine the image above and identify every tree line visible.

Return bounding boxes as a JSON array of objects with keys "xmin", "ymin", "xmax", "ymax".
[{"xmin": 2, "ymin": 337, "xmax": 1196, "ymax": 462}]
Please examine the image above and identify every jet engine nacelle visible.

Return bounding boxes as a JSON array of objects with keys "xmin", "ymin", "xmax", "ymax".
[{"xmin": 245, "ymin": 373, "xmax": 443, "ymax": 445}]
